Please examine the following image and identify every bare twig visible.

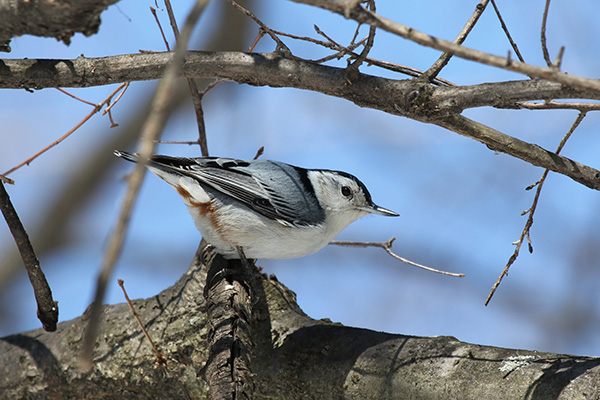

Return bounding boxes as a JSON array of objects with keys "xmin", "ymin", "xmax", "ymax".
[
  {"xmin": 270, "ymin": 25, "xmax": 454, "ymax": 85},
  {"xmin": 346, "ymin": 0, "xmax": 376, "ymax": 80},
  {"xmin": 81, "ymin": 0, "xmax": 209, "ymax": 368},
  {"xmin": 308, "ymin": 3, "xmax": 600, "ymax": 92},
  {"xmin": 490, "ymin": 0, "xmax": 525, "ymax": 63},
  {"xmin": 56, "ymin": 87, "xmax": 96, "ymax": 106},
  {"xmin": 330, "ymin": 238, "xmax": 465, "ymax": 277},
  {"xmin": 553, "ymin": 46, "xmax": 565, "ymax": 69},
  {"xmin": 0, "ymin": 174, "xmax": 14, "ymax": 185},
  {"xmin": 228, "ymin": 0, "xmax": 292, "ymax": 56},
  {"xmin": 3, "ymin": 83, "xmax": 128, "ymax": 178},
  {"xmin": 275, "ymin": 26, "xmax": 345, "ymax": 50},
  {"xmin": 164, "ymin": 0, "xmax": 209, "ymax": 156},
  {"xmin": 253, "ymin": 146, "xmax": 264, "ymax": 160},
  {"xmin": 420, "ymin": 0, "xmax": 489, "ymax": 83},
  {"xmin": 362, "ymin": 56, "xmax": 454, "ymax": 86},
  {"xmin": 118, "ymin": 279, "xmax": 166, "ymax": 366},
  {"xmin": 540, "ymin": 0, "xmax": 553, "ymax": 67},
  {"xmin": 248, "ymin": 29, "xmax": 266, "ymax": 52},
  {"xmin": 199, "ymin": 79, "xmax": 226, "ymax": 96},
  {"xmin": 150, "ymin": 6, "xmax": 171, "ymax": 51},
  {"xmin": 485, "ymin": 111, "xmax": 588, "ymax": 305},
  {"xmin": 0, "ymin": 181, "xmax": 58, "ymax": 331},
  {"xmin": 102, "ymin": 82, "xmax": 130, "ymax": 116},
  {"xmin": 312, "ymin": 25, "xmax": 368, "ymax": 63}
]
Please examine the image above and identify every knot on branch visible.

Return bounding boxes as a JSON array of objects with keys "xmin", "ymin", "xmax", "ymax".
[{"xmin": 400, "ymin": 82, "xmax": 443, "ymax": 117}]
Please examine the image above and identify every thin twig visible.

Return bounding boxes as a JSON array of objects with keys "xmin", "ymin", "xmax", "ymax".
[
  {"xmin": 0, "ymin": 174, "xmax": 14, "ymax": 185},
  {"xmin": 150, "ymin": 6, "xmax": 171, "ymax": 51},
  {"xmin": 118, "ymin": 279, "xmax": 166, "ymax": 366},
  {"xmin": 280, "ymin": 24, "xmax": 454, "ymax": 86},
  {"xmin": 81, "ymin": 0, "xmax": 209, "ymax": 368},
  {"xmin": 199, "ymin": 79, "xmax": 226, "ymax": 96},
  {"xmin": 0, "ymin": 181, "xmax": 58, "ymax": 331},
  {"xmin": 552, "ymin": 46, "xmax": 565, "ymax": 69},
  {"xmin": 312, "ymin": 24, "xmax": 454, "ymax": 86},
  {"xmin": 485, "ymin": 111, "xmax": 588, "ymax": 305},
  {"xmin": 363, "ymin": 56, "xmax": 454, "ymax": 86},
  {"xmin": 228, "ymin": 0, "xmax": 292, "ymax": 56},
  {"xmin": 274, "ymin": 26, "xmax": 342, "ymax": 50},
  {"xmin": 103, "ymin": 82, "xmax": 130, "ymax": 128},
  {"xmin": 420, "ymin": 0, "xmax": 489, "ymax": 83},
  {"xmin": 340, "ymin": 6, "xmax": 600, "ymax": 92},
  {"xmin": 56, "ymin": 87, "xmax": 96, "ymax": 106},
  {"xmin": 490, "ymin": 0, "xmax": 525, "ymax": 63},
  {"xmin": 164, "ymin": 0, "xmax": 209, "ymax": 156},
  {"xmin": 330, "ymin": 238, "xmax": 465, "ymax": 277},
  {"xmin": 311, "ymin": 38, "xmax": 366, "ymax": 64},
  {"xmin": 102, "ymin": 82, "xmax": 130, "ymax": 116},
  {"xmin": 346, "ymin": 0, "xmax": 376, "ymax": 80},
  {"xmin": 253, "ymin": 146, "xmax": 264, "ymax": 160},
  {"xmin": 312, "ymin": 24, "xmax": 368, "ymax": 63},
  {"xmin": 248, "ymin": 29, "xmax": 266, "ymax": 52},
  {"xmin": 3, "ymin": 83, "xmax": 127, "ymax": 178},
  {"xmin": 540, "ymin": 0, "xmax": 553, "ymax": 67}
]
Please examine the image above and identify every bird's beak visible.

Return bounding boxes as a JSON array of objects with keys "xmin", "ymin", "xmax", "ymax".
[{"xmin": 362, "ymin": 204, "xmax": 399, "ymax": 217}]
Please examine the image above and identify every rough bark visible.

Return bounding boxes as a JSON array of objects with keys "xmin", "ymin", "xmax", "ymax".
[
  {"xmin": 0, "ymin": 0, "xmax": 119, "ymax": 47},
  {"xmin": 1, "ymin": 244, "xmax": 599, "ymax": 399},
  {"xmin": 203, "ymin": 247, "xmax": 255, "ymax": 400}
]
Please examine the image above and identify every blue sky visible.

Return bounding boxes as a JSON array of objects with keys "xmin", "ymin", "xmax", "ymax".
[{"xmin": 1, "ymin": 1, "xmax": 600, "ymax": 357}]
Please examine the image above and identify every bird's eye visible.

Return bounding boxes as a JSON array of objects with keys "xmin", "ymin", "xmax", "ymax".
[{"xmin": 341, "ymin": 185, "xmax": 352, "ymax": 198}]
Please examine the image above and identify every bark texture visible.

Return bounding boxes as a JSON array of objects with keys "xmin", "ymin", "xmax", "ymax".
[
  {"xmin": 1, "ymin": 245, "xmax": 599, "ymax": 399},
  {"xmin": 0, "ymin": 0, "xmax": 118, "ymax": 47}
]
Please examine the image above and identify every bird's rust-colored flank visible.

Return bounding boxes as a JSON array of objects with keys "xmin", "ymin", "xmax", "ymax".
[{"xmin": 174, "ymin": 185, "xmax": 225, "ymax": 235}]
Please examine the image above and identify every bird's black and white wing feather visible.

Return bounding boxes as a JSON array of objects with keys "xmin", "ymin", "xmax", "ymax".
[{"xmin": 115, "ymin": 151, "xmax": 325, "ymax": 227}]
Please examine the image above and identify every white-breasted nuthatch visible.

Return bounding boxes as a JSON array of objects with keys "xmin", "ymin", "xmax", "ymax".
[{"xmin": 114, "ymin": 150, "xmax": 398, "ymax": 259}]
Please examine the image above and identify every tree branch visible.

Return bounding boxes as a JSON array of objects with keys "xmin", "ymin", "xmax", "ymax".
[
  {"xmin": 419, "ymin": 0, "xmax": 489, "ymax": 83},
  {"xmin": 3, "ymin": 51, "xmax": 599, "ymax": 191},
  {"xmin": 3, "ymin": 52, "xmax": 600, "ymax": 103},
  {"xmin": 1, "ymin": 247, "xmax": 599, "ymax": 399},
  {"xmin": 0, "ymin": 182, "xmax": 58, "ymax": 332},
  {"xmin": 0, "ymin": 0, "xmax": 120, "ymax": 46},
  {"xmin": 293, "ymin": 0, "xmax": 600, "ymax": 92},
  {"xmin": 433, "ymin": 114, "xmax": 600, "ymax": 190}
]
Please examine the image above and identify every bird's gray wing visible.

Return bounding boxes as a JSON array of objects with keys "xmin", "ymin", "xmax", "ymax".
[{"xmin": 151, "ymin": 156, "xmax": 323, "ymax": 226}]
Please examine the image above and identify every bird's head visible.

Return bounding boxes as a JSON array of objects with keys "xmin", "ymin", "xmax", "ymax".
[{"xmin": 308, "ymin": 169, "xmax": 398, "ymax": 229}]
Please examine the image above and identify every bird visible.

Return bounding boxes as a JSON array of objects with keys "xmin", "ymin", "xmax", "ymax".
[{"xmin": 114, "ymin": 150, "xmax": 398, "ymax": 259}]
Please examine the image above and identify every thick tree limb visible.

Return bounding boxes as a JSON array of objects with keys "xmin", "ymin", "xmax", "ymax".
[
  {"xmin": 0, "ymin": 0, "xmax": 119, "ymax": 47},
  {"xmin": 2, "ymin": 51, "xmax": 598, "ymax": 190},
  {"xmin": 2, "ymin": 52, "xmax": 600, "ymax": 105},
  {"xmin": 1, "ymin": 246, "xmax": 599, "ymax": 399},
  {"xmin": 433, "ymin": 115, "xmax": 600, "ymax": 190}
]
